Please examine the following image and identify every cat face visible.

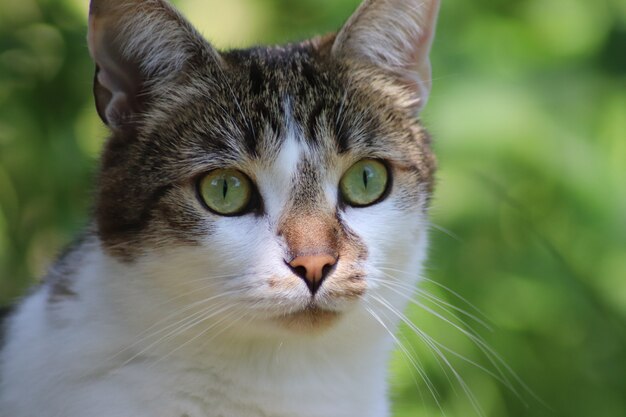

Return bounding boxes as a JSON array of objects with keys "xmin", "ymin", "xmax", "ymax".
[{"xmin": 88, "ymin": 0, "xmax": 438, "ymax": 333}]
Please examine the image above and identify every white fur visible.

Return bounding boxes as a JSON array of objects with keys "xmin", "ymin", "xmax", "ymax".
[
  {"xmin": 1, "ymin": 218, "xmax": 427, "ymax": 417},
  {"xmin": 0, "ymin": 136, "xmax": 429, "ymax": 417},
  {"xmin": 1, "ymin": 0, "xmax": 437, "ymax": 415},
  {"xmin": 256, "ymin": 111, "xmax": 304, "ymax": 218}
]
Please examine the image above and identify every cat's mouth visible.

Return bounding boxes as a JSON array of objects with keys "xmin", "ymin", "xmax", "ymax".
[{"xmin": 275, "ymin": 305, "xmax": 341, "ymax": 331}]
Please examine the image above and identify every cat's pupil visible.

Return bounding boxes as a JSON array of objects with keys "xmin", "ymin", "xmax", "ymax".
[
  {"xmin": 363, "ymin": 169, "xmax": 369, "ymax": 188},
  {"xmin": 222, "ymin": 179, "xmax": 228, "ymax": 199}
]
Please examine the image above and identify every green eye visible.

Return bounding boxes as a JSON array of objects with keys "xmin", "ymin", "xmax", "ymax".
[
  {"xmin": 340, "ymin": 159, "xmax": 389, "ymax": 207},
  {"xmin": 198, "ymin": 169, "xmax": 253, "ymax": 215}
]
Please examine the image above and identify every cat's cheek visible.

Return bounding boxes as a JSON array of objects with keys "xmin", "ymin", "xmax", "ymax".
[
  {"xmin": 200, "ymin": 217, "xmax": 294, "ymax": 292},
  {"xmin": 201, "ymin": 216, "xmax": 267, "ymax": 257},
  {"xmin": 340, "ymin": 201, "xmax": 427, "ymax": 283},
  {"xmin": 339, "ymin": 201, "xmax": 423, "ymax": 250}
]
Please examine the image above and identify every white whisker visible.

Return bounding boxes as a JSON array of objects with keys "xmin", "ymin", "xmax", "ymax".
[
  {"xmin": 372, "ymin": 273, "xmax": 525, "ymax": 400},
  {"xmin": 371, "ymin": 272, "xmax": 492, "ymax": 332},
  {"xmin": 128, "ymin": 301, "xmax": 236, "ymax": 363},
  {"xmin": 429, "ymin": 222, "xmax": 462, "ymax": 242},
  {"xmin": 107, "ymin": 290, "xmax": 240, "ymax": 361},
  {"xmin": 369, "ymin": 294, "xmax": 486, "ymax": 417},
  {"xmin": 376, "ymin": 266, "xmax": 490, "ymax": 321},
  {"xmin": 362, "ymin": 301, "xmax": 444, "ymax": 411},
  {"xmin": 151, "ymin": 305, "xmax": 243, "ymax": 366}
]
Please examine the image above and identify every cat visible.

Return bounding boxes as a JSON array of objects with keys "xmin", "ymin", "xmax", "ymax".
[{"xmin": 0, "ymin": 0, "xmax": 439, "ymax": 416}]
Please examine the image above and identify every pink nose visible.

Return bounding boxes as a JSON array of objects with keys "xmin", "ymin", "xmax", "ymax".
[{"xmin": 288, "ymin": 254, "xmax": 337, "ymax": 294}]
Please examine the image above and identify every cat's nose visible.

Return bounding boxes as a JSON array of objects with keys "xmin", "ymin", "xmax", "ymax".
[{"xmin": 288, "ymin": 253, "xmax": 337, "ymax": 295}]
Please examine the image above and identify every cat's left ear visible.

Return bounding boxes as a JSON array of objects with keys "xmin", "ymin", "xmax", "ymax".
[
  {"xmin": 332, "ymin": 0, "xmax": 440, "ymax": 114},
  {"xmin": 87, "ymin": 0, "xmax": 219, "ymax": 131}
]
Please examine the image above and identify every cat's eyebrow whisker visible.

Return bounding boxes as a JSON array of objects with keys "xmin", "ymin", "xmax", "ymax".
[
  {"xmin": 368, "ymin": 294, "xmax": 487, "ymax": 417},
  {"xmin": 334, "ymin": 88, "xmax": 350, "ymax": 138},
  {"xmin": 208, "ymin": 53, "xmax": 256, "ymax": 146},
  {"xmin": 362, "ymin": 301, "xmax": 444, "ymax": 411},
  {"xmin": 196, "ymin": 94, "xmax": 233, "ymax": 125}
]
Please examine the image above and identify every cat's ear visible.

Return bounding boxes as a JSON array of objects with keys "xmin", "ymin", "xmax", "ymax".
[
  {"xmin": 87, "ymin": 0, "xmax": 217, "ymax": 130},
  {"xmin": 332, "ymin": 0, "xmax": 440, "ymax": 114}
]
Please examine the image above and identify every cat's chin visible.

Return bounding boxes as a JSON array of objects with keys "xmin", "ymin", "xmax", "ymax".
[{"xmin": 274, "ymin": 306, "xmax": 342, "ymax": 332}]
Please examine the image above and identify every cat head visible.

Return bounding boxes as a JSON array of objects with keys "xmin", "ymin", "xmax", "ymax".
[{"xmin": 87, "ymin": 0, "xmax": 439, "ymax": 335}]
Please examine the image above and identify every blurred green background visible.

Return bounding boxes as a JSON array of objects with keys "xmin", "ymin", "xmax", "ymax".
[{"xmin": 0, "ymin": 0, "xmax": 624, "ymax": 416}]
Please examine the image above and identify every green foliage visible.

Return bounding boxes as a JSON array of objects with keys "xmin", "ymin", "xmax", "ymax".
[{"xmin": 0, "ymin": 0, "xmax": 624, "ymax": 416}]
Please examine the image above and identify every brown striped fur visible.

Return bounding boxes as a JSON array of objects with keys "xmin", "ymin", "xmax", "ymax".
[{"xmin": 87, "ymin": 0, "xmax": 437, "ymax": 323}]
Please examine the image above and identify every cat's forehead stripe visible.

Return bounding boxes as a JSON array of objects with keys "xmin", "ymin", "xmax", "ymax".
[
  {"xmin": 224, "ymin": 49, "xmax": 351, "ymax": 155},
  {"xmin": 218, "ymin": 47, "xmax": 414, "ymax": 162}
]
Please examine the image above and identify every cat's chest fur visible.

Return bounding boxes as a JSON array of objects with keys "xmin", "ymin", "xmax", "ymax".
[{"xmin": 0, "ymin": 0, "xmax": 440, "ymax": 416}]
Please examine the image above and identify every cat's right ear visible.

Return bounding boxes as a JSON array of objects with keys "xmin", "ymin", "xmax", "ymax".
[
  {"xmin": 87, "ymin": 0, "xmax": 219, "ymax": 131},
  {"xmin": 332, "ymin": 0, "xmax": 440, "ymax": 114}
]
